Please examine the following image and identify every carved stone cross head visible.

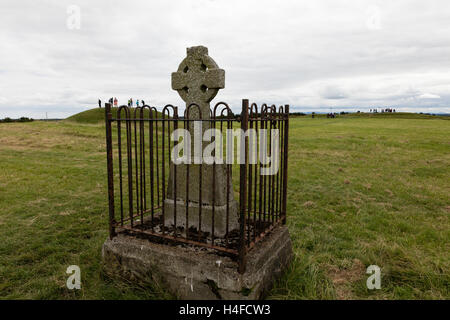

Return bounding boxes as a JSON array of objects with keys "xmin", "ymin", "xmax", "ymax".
[{"xmin": 172, "ymin": 46, "xmax": 225, "ymax": 105}]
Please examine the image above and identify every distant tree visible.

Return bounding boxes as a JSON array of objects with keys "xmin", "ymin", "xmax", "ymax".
[
  {"xmin": 18, "ymin": 117, "xmax": 34, "ymax": 122},
  {"xmin": 0, "ymin": 117, "xmax": 34, "ymax": 123}
]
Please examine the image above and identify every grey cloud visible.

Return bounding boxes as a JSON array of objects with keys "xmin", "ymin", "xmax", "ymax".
[{"xmin": 320, "ymin": 86, "xmax": 348, "ymax": 100}]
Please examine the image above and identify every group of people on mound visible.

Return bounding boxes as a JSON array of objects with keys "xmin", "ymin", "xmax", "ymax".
[{"xmin": 98, "ymin": 98, "xmax": 146, "ymax": 108}]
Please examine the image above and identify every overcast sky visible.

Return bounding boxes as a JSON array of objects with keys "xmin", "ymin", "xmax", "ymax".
[{"xmin": 1, "ymin": 0, "xmax": 450, "ymax": 118}]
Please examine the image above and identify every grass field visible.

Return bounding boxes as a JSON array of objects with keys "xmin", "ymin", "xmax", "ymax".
[{"xmin": 0, "ymin": 111, "xmax": 449, "ymax": 299}]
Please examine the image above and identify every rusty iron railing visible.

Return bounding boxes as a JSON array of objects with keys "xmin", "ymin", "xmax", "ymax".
[{"xmin": 105, "ymin": 99, "xmax": 289, "ymax": 273}]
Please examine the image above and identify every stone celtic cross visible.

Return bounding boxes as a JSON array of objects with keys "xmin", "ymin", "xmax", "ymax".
[
  {"xmin": 165, "ymin": 45, "xmax": 239, "ymax": 237},
  {"xmin": 172, "ymin": 46, "xmax": 225, "ymax": 119}
]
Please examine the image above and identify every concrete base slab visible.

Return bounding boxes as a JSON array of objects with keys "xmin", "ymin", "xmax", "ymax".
[{"xmin": 102, "ymin": 225, "xmax": 293, "ymax": 299}]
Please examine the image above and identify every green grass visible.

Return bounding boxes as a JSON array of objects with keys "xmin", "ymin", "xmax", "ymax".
[{"xmin": 0, "ymin": 113, "xmax": 449, "ymax": 299}]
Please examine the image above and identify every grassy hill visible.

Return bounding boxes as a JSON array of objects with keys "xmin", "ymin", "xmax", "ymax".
[
  {"xmin": 65, "ymin": 107, "xmax": 163, "ymax": 124},
  {"xmin": 65, "ymin": 108, "xmax": 108, "ymax": 124}
]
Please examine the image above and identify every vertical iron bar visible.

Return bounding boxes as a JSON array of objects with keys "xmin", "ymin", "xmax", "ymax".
[
  {"xmin": 149, "ymin": 110, "xmax": 155, "ymax": 230},
  {"xmin": 140, "ymin": 111, "xmax": 145, "ymax": 225},
  {"xmin": 263, "ymin": 112, "xmax": 267, "ymax": 224},
  {"xmin": 198, "ymin": 120, "xmax": 202, "ymax": 242},
  {"xmin": 156, "ymin": 114, "xmax": 160, "ymax": 207},
  {"xmin": 270, "ymin": 112, "xmax": 275, "ymax": 224},
  {"xmin": 222, "ymin": 119, "xmax": 230, "ymax": 248},
  {"xmin": 212, "ymin": 116, "xmax": 216, "ymax": 244},
  {"xmin": 117, "ymin": 113, "xmax": 124, "ymax": 226},
  {"xmin": 258, "ymin": 113, "xmax": 263, "ymax": 233},
  {"xmin": 279, "ymin": 110, "xmax": 284, "ymax": 222},
  {"xmin": 162, "ymin": 112, "xmax": 166, "ymax": 234},
  {"xmin": 173, "ymin": 108, "xmax": 178, "ymax": 237},
  {"xmin": 185, "ymin": 116, "xmax": 190, "ymax": 240},
  {"xmin": 253, "ymin": 114, "xmax": 258, "ymax": 241},
  {"xmin": 134, "ymin": 113, "xmax": 140, "ymax": 224},
  {"xmin": 282, "ymin": 105, "xmax": 289, "ymax": 224},
  {"xmin": 126, "ymin": 112, "xmax": 133, "ymax": 227},
  {"xmin": 105, "ymin": 103, "xmax": 116, "ymax": 238},
  {"xmin": 276, "ymin": 111, "xmax": 281, "ymax": 221},
  {"xmin": 269, "ymin": 111, "xmax": 273, "ymax": 224},
  {"xmin": 226, "ymin": 118, "xmax": 231, "ymax": 247},
  {"xmin": 247, "ymin": 117, "xmax": 253, "ymax": 245},
  {"xmin": 239, "ymin": 99, "xmax": 249, "ymax": 274}
]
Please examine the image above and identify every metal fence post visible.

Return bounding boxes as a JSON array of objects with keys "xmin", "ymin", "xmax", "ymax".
[
  {"xmin": 239, "ymin": 99, "xmax": 249, "ymax": 273},
  {"xmin": 173, "ymin": 107, "xmax": 178, "ymax": 237},
  {"xmin": 105, "ymin": 103, "xmax": 116, "ymax": 238},
  {"xmin": 282, "ymin": 105, "xmax": 289, "ymax": 225}
]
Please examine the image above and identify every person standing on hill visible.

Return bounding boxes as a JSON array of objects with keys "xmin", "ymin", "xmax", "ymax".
[
  {"xmin": 136, "ymin": 100, "xmax": 140, "ymax": 107},
  {"xmin": 141, "ymin": 100, "xmax": 145, "ymax": 106},
  {"xmin": 130, "ymin": 98, "xmax": 133, "ymax": 107},
  {"xmin": 98, "ymin": 99, "xmax": 101, "ymax": 108},
  {"xmin": 114, "ymin": 97, "xmax": 118, "ymax": 107}
]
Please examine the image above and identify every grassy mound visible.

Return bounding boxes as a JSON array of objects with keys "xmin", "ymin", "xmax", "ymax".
[{"xmin": 66, "ymin": 107, "xmax": 163, "ymax": 124}]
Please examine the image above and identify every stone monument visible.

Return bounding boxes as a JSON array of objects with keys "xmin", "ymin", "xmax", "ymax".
[
  {"xmin": 102, "ymin": 45, "xmax": 293, "ymax": 299},
  {"xmin": 164, "ymin": 46, "xmax": 239, "ymax": 237}
]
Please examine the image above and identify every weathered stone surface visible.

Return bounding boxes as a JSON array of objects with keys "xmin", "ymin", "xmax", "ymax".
[
  {"xmin": 166, "ymin": 45, "xmax": 238, "ymax": 232},
  {"xmin": 102, "ymin": 225, "xmax": 293, "ymax": 299},
  {"xmin": 163, "ymin": 198, "xmax": 239, "ymax": 237},
  {"xmin": 171, "ymin": 45, "xmax": 225, "ymax": 116},
  {"xmin": 166, "ymin": 164, "xmax": 233, "ymax": 206}
]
